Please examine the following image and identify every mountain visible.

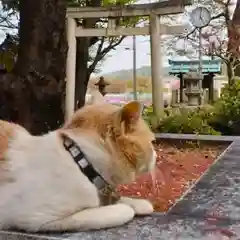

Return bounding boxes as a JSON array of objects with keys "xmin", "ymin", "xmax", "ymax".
[{"xmin": 102, "ymin": 65, "xmax": 170, "ymax": 80}]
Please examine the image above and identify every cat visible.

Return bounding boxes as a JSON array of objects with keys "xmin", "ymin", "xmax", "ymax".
[{"xmin": 0, "ymin": 92, "xmax": 156, "ymax": 232}]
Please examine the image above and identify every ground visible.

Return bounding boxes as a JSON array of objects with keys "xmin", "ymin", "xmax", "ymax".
[{"xmin": 117, "ymin": 141, "xmax": 225, "ymax": 212}]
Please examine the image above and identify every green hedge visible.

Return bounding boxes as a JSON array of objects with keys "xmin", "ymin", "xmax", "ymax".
[
  {"xmin": 143, "ymin": 105, "xmax": 220, "ymax": 135},
  {"xmin": 143, "ymin": 80, "xmax": 240, "ymax": 136}
]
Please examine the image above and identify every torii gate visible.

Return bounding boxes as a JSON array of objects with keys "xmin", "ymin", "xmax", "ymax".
[{"xmin": 65, "ymin": 0, "xmax": 191, "ymax": 120}]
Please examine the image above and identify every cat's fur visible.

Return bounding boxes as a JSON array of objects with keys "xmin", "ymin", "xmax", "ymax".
[{"xmin": 0, "ymin": 92, "xmax": 156, "ymax": 232}]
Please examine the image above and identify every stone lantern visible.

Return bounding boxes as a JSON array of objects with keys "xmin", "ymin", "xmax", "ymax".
[
  {"xmin": 95, "ymin": 76, "xmax": 110, "ymax": 96},
  {"xmin": 184, "ymin": 69, "xmax": 202, "ymax": 106}
]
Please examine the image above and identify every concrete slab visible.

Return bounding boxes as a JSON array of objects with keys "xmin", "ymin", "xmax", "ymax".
[
  {"xmin": 170, "ymin": 142, "xmax": 240, "ymax": 223},
  {"xmin": 155, "ymin": 133, "xmax": 240, "ymax": 142},
  {"xmin": 1, "ymin": 214, "xmax": 240, "ymax": 240}
]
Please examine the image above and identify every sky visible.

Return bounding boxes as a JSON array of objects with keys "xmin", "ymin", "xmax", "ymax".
[
  {"xmin": 99, "ymin": 36, "xmax": 154, "ymax": 74},
  {"xmin": 94, "ymin": 0, "xmax": 237, "ymax": 76}
]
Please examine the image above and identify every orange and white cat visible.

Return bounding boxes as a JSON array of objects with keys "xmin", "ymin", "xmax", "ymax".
[{"xmin": 0, "ymin": 92, "xmax": 156, "ymax": 232}]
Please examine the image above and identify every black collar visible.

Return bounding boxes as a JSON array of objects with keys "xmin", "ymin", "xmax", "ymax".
[{"xmin": 62, "ymin": 134, "xmax": 120, "ymax": 205}]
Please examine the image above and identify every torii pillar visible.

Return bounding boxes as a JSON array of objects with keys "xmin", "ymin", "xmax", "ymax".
[
  {"xmin": 150, "ymin": 13, "xmax": 163, "ymax": 117},
  {"xmin": 65, "ymin": 18, "xmax": 76, "ymax": 121}
]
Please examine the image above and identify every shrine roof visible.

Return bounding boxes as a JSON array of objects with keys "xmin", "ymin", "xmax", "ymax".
[{"xmin": 168, "ymin": 58, "xmax": 222, "ymax": 74}]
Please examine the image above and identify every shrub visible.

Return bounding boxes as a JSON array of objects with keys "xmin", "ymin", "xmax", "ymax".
[
  {"xmin": 142, "ymin": 105, "xmax": 161, "ymax": 130},
  {"xmin": 143, "ymin": 105, "xmax": 220, "ymax": 135},
  {"xmin": 157, "ymin": 111, "xmax": 220, "ymax": 135},
  {"xmin": 209, "ymin": 80, "xmax": 240, "ymax": 135},
  {"xmin": 143, "ymin": 80, "xmax": 240, "ymax": 136}
]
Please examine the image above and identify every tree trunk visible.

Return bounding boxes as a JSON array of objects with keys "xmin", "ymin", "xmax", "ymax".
[
  {"xmin": 227, "ymin": 61, "xmax": 235, "ymax": 85},
  {"xmin": 75, "ymin": 38, "xmax": 90, "ymax": 109},
  {"xmin": 228, "ymin": 0, "xmax": 240, "ymax": 58},
  {"xmin": 233, "ymin": 0, "xmax": 240, "ymax": 24},
  {"xmin": 0, "ymin": 0, "xmax": 68, "ymax": 134},
  {"xmin": 236, "ymin": 65, "xmax": 240, "ymax": 77}
]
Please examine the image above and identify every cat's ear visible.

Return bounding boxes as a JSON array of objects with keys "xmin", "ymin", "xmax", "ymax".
[
  {"xmin": 119, "ymin": 101, "xmax": 142, "ymax": 133},
  {"xmin": 87, "ymin": 89, "xmax": 106, "ymax": 105}
]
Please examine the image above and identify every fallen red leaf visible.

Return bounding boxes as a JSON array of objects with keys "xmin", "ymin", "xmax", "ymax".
[{"xmin": 117, "ymin": 143, "xmax": 224, "ymax": 212}]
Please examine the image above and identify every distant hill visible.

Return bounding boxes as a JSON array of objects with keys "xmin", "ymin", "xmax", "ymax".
[{"xmin": 102, "ymin": 66, "xmax": 170, "ymax": 80}]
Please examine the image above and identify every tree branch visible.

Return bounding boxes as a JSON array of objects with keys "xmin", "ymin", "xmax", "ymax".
[
  {"xmin": 184, "ymin": 27, "xmax": 196, "ymax": 40},
  {"xmin": 94, "ymin": 36, "xmax": 105, "ymax": 59},
  {"xmin": 211, "ymin": 12, "xmax": 225, "ymax": 21},
  {"xmin": 88, "ymin": 36, "xmax": 125, "ymax": 74}
]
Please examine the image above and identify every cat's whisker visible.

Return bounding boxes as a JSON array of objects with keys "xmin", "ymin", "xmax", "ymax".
[
  {"xmin": 156, "ymin": 167, "xmax": 166, "ymax": 188},
  {"xmin": 150, "ymin": 168, "xmax": 157, "ymax": 194}
]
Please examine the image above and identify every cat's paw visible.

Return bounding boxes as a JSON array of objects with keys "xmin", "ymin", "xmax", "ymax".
[{"xmin": 118, "ymin": 197, "xmax": 154, "ymax": 215}]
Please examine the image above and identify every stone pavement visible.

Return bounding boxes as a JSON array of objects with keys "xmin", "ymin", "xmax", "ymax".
[{"xmin": 1, "ymin": 138, "xmax": 240, "ymax": 239}]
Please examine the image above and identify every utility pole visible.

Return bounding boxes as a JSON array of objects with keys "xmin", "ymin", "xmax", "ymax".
[
  {"xmin": 198, "ymin": 28, "xmax": 203, "ymax": 105},
  {"xmin": 133, "ymin": 35, "xmax": 137, "ymax": 100}
]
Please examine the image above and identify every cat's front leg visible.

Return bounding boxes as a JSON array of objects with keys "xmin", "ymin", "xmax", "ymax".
[
  {"xmin": 37, "ymin": 203, "xmax": 134, "ymax": 232},
  {"xmin": 118, "ymin": 197, "xmax": 154, "ymax": 216}
]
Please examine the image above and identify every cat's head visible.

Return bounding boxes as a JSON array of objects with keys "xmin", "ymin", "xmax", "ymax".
[{"xmin": 63, "ymin": 91, "xmax": 156, "ymax": 185}]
